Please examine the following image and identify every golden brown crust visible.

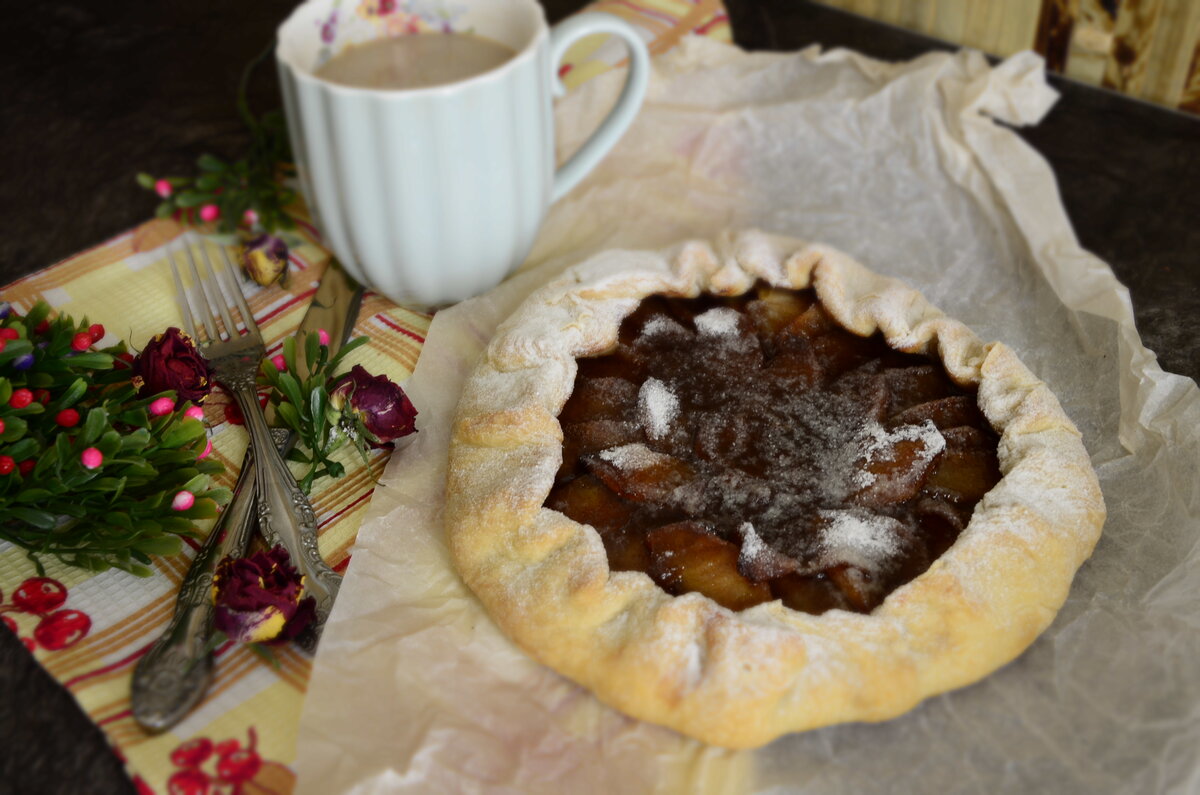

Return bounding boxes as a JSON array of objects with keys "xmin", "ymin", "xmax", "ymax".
[{"xmin": 445, "ymin": 231, "xmax": 1106, "ymax": 748}]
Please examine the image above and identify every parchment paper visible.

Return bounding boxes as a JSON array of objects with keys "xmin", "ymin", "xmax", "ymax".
[{"xmin": 294, "ymin": 38, "xmax": 1200, "ymax": 794}]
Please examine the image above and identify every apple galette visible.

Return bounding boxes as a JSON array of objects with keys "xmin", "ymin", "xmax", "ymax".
[{"xmin": 446, "ymin": 232, "xmax": 1105, "ymax": 748}]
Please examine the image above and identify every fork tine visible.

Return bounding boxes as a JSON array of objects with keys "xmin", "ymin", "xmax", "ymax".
[
  {"xmin": 181, "ymin": 242, "xmax": 224, "ymax": 340},
  {"xmin": 197, "ymin": 243, "xmax": 240, "ymax": 339},
  {"xmin": 166, "ymin": 247, "xmax": 198, "ymax": 340},
  {"xmin": 216, "ymin": 246, "xmax": 260, "ymax": 338}
]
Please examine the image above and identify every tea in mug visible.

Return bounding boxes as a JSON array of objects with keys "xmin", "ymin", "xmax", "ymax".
[{"xmin": 315, "ymin": 33, "xmax": 517, "ymax": 90}]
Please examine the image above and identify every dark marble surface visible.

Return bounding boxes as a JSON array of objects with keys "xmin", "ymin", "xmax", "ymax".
[{"xmin": 1, "ymin": 1, "xmax": 1197, "ymax": 792}]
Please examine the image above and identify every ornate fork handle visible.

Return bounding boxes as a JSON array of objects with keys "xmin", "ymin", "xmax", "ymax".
[
  {"xmin": 130, "ymin": 429, "xmax": 286, "ymax": 732},
  {"xmin": 224, "ymin": 365, "xmax": 342, "ymax": 644}
]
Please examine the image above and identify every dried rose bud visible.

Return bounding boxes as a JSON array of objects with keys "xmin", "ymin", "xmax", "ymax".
[
  {"xmin": 330, "ymin": 365, "xmax": 418, "ymax": 446},
  {"xmin": 211, "ymin": 546, "xmax": 316, "ymax": 645},
  {"xmin": 132, "ymin": 327, "xmax": 214, "ymax": 403},
  {"xmin": 241, "ymin": 235, "xmax": 289, "ymax": 286}
]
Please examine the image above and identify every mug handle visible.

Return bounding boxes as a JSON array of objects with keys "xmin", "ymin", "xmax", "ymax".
[{"xmin": 548, "ymin": 13, "xmax": 650, "ymax": 202}]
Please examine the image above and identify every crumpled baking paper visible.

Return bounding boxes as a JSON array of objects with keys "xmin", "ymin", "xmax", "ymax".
[{"xmin": 293, "ymin": 38, "xmax": 1200, "ymax": 794}]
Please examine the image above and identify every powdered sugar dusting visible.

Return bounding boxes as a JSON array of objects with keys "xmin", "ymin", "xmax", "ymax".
[
  {"xmin": 695, "ymin": 307, "xmax": 741, "ymax": 337},
  {"xmin": 854, "ymin": 420, "xmax": 946, "ymax": 488},
  {"xmin": 638, "ymin": 378, "xmax": 679, "ymax": 440},
  {"xmin": 641, "ymin": 315, "xmax": 688, "ymax": 339},
  {"xmin": 738, "ymin": 522, "xmax": 769, "ymax": 567},
  {"xmin": 819, "ymin": 509, "xmax": 900, "ymax": 571},
  {"xmin": 598, "ymin": 443, "xmax": 672, "ymax": 471}
]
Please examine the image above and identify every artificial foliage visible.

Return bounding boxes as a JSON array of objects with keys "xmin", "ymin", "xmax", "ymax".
[
  {"xmin": 136, "ymin": 44, "xmax": 296, "ymax": 242},
  {"xmin": 0, "ymin": 302, "xmax": 230, "ymax": 576},
  {"xmin": 256, "ymin": 330, "xmax": 373, "ymax": 493}
]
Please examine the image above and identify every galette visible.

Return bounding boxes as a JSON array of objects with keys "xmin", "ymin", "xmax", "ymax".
[{"xmin": 446, "ymin": 232, "xmax": 1105, "ymax": 749}]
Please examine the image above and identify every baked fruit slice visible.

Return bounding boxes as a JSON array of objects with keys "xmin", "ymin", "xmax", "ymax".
[
  {"xmin": 446, "ymin": 232, "xmax": 1105, "ymax": 749},
  {"xmin": 549, "ymin": 288, "xmax": 993, "ymax": 616}
]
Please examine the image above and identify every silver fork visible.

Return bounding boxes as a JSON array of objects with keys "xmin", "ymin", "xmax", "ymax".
[
  {"xmin": 132, "ymin": 240, "xmax": 340, "ymax": 731},
  {"xmin": 167, "ymin": 239, "xmax": 342, "ymax": 633}
]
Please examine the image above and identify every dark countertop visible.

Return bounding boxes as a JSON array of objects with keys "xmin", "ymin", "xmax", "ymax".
[{"xmin": 2, "ymin": 1, "xmax": 1197, "ymax": 793}]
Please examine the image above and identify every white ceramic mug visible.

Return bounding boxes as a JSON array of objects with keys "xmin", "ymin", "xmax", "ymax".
[{"xmin": 276, "ymin": 0, "xmax": 650, "ymax": 306}]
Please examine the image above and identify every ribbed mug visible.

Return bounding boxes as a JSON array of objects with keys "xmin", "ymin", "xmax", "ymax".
[{"xmin": 276, "ymin": 0, "xmax": 649, "ymax": 306}]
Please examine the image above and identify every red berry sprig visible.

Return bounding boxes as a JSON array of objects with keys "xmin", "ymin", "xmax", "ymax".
[{"xmin": 1, "ymin": 301, "xmax": 228, "ymax": 575}]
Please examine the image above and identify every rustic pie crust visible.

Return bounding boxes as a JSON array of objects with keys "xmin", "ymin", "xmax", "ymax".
[{"xmin": 445, "ymin": 232, "xmax": 1105, "ymax": 749}]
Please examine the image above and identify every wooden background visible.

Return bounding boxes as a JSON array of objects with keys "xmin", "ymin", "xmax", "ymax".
[{"xmin": 812, "ymin": 0, "xmax": 1200, "ymax": 114}]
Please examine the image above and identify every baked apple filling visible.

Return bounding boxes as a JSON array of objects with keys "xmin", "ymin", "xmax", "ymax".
[{"xmin": 546, "ymin": 286, "xmax": 1002, "ymax": 614}]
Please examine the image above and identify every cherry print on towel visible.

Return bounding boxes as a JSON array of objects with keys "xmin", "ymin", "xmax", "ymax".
[
  {"xmin": 0, "ymin": 577, "xmax": 92, "ymax": 652},
  {"xmin": 167, "ymin": 727, "xmax": 296, "ymax": 795}
]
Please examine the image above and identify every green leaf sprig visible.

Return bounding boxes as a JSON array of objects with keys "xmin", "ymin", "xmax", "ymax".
[
  {"xmin": 136, "ymin": 42, "xmax": 295, "ymax": 236},
  {"xmin": 0, "ymin": 303, "xmax": 230, "ymax": 576},
  {"xmin": 257, "ymin": 331, "xmax": 371, "ymax": 493}
]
